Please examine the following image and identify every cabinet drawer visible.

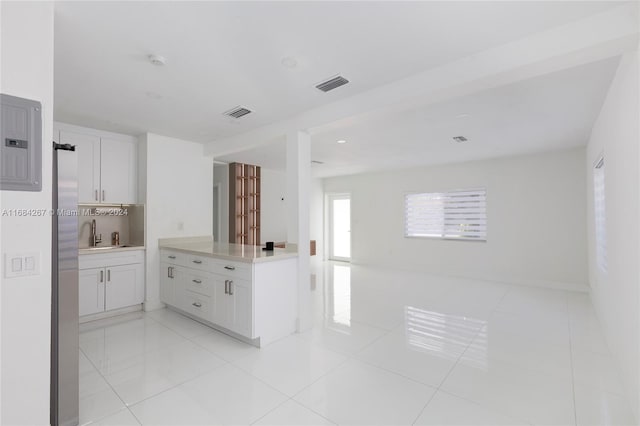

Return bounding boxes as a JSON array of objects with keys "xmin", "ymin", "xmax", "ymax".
[
  {"xmin": 211, "ymin": 260, "xmax": 252, "ymax": 280},
  {"xmin": 80, "ymin": 250, "xmax": 144, "ymax": 269},
  {"xmin": 160, "ymin": 250, "xmax": 185, "ymax": 265},
  {"xmin": 181, "ymin": 290, "xmax": 212, "ymax": 320},
  {"xmin": 184, "ymin": 270, "xmax": 214, "ymax": 297},
  {"xmin": 184, "ymin": 254, "xmax": 214, "ymax": 271}
]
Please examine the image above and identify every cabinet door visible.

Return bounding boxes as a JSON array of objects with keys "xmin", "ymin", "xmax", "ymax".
[
  {"xmin": 60, "ymin": 131, "xmax": 100, "ymax": 203},
  {"xmin": 160, "ymin": 262, "xmax": 178, "ymax": 306},
  {"xmin": 105, "ymin": 263, "xmax": 143, "ymax": 311},
  {"xmin": 212, "ymin": 275, "xmax": 230, "ymax": 328},
  {"xmin": 228, "ymin": 279, "xmax": 252, "ymax": 337},
  {"xmin": 79, "ymin": 267, "xmax": 105, "ymax": 316},
  {"xmin": 100, "ymin": 138, "xmax": 136, "ymax": 204}
]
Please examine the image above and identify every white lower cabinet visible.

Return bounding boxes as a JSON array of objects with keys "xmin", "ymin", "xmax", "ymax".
[
  {"xmin": 160, "ymin": 262, "xmax": 181, "ymax": 306},
  {"xmin": 79, "ymin": 250, "xmax": 145, "ymax": 317},
  {"xmin": 228, "ymin": 279, "xmax": 251, "ymax": 337},
  {"xmin": 211, "ymin": 275, "xmax": 251, "ymax": 335},
  {"xmin": 160, "ymin": 254, "xmax": 253, "ymax": 340},
  {"xmin": 79, "ymin": 268, "xmax": 105, "ymax": 316},
  {"xmin": 105, "ymin": 263, "xmax": 144, "ymax": 311},
  {"xmin": 159, "ymin": 248, "xmax": 297, "ymax": 347}
]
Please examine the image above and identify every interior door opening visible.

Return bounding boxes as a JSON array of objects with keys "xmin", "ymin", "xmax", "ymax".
[{"xmin": 328, "ymin": 194, "xmax": 351, "ymax": 262}]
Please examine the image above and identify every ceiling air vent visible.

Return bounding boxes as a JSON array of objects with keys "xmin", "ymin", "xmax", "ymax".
[
  {"xmin": 223, "ymin": 106, "xmax": 252, "ymax": 119},
  {"xmin": 315, "ymin": 75, "xmax": 349, "ymax": 92}
]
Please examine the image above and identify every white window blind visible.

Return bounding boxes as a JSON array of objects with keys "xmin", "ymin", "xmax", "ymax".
[
  {"xmin": 594, "ymin": 157, "xmax": 607, "ymax": 273},
  {"xmin": 405, "ymin": 189, "xmax": 487, "ymax": 241}
]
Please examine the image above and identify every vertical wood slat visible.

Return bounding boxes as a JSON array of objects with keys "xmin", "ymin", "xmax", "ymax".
[{"xmin": 229, "ymin": 162, "xmax": 261, "ymax": 245}]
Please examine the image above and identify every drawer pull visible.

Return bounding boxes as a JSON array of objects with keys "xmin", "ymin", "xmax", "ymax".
[
  {"xmin": 192, "ymin": 302, "xmax": 202, "ymax": 308},
  {"xmin": 168, "ymin": 255, "xmax": 176, "ymax": 259},
  {"xmin": 224, "ymin": 266, "xmax": 235, "ymax": 271},
  {"xmin": 192, "ymin": 279, "xmax": 202, "ymax": 284},
  {"xmin": 192, "ymin": 260, "xmax": 203, "ymax": 264}
]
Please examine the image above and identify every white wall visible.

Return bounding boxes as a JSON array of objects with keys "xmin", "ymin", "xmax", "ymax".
[
  {"xmin": 0, "ymin": 2, "xmax": 54, "ymax": 424},
  {"xmin": 310, "ymin": 177, "xmax": 324, "ymax": 263},
  {"xmin": 324, "ymin": 148, "xmax": 588, "ymax": 289},
  {"xmin": 585, "ymin": 51, "xmax": 639, "ymax": 418},
  {"xmin": 261, "ymin": 169, "xmax": 287, "ymax": 243},
  {"xmin": 139, "ymin": 133, "xmax": 213, "ymax": 310},
  {"xmin": 213, "ymin": 163, "xmax": 229, "ymax": 242}
]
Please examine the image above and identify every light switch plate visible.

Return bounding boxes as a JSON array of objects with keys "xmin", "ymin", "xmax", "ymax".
[{"xmin": 4, "ymin": 252, "xmax": 40, "ymax": 278}]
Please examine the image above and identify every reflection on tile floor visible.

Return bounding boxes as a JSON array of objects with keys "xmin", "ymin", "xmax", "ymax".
[{"xmin": 79, "ymin": 262, "xmax": 636, "ymax": 425}]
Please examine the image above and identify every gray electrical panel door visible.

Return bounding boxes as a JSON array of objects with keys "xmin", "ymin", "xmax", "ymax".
[{"xmin": 1, "ymin": 93, "xmax": 42, "ymax": 191}]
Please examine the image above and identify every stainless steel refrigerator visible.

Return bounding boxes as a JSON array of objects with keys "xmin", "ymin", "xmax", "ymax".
[{"xmin": 51, "ymin": 141, "xmax": 79, "ymax": 426}]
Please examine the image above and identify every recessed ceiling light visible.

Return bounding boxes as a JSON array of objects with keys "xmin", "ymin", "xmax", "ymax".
[
  {"xmin": 337, "ymin": 139, "xmax": 347, "ymax": 144},
  {"xmin": 281, "ymin": 56, "xmax": 298, "ymax": 69},
  {"xmin": 453, "ymin": 136, "xmax": 468, "ymax": 143},
  {"xmin": 148, "ymin": 54, "xmax": 167, "ymax": 66}
]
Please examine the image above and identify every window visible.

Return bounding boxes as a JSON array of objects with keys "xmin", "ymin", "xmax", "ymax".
[
  {"xmin": 594, "ymin": 157, "xmax": 607, "ymax": 272},
  {"xmin": 405, "ymin": 189, "xmax": 487, "ymax": 241}
]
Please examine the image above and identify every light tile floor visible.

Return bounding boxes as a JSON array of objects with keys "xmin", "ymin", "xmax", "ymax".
[{"xmin": 79, "ymin": 262, "xmax": 636, "ymax": 425}]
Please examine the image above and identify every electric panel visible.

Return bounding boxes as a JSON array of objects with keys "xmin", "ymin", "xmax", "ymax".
[{"xmin": 1, "ymin": 94, "xmax": 42, "ymax": 191}]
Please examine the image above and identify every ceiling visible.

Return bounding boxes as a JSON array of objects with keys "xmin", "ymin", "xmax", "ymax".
[
  {"xmin": 54, "ymin": 1, "xmax": 623, "ymax": 143},
  {"xmin": 217, "ymin": 57, "xmax": 620, "ymax": 177}
]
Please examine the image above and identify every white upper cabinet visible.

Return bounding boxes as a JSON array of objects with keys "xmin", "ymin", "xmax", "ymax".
[
  {"xmin": 100, "ymin": 138, "xmax": 136, "ymax": 203},
  {"xmin": 56, "ymin": 123, "xmax": 137, "ymax": 204},
  {"xmin": 59, "ymin": 131, "xmax": 101, "ymax": 203}
]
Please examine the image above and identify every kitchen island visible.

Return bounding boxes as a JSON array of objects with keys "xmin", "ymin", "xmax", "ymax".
[{"xmin": 158, "ymin": 237, "xmax": 298, "ymax": 347}]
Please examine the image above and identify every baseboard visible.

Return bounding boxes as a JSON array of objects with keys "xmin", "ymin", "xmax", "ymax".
[
  {"xmin": 350, "ymin": 260, "xmax": 589, "ymax": 293},
  {"xmin": 165, "ymin": 305, "xmax": 260, "ymax": 347},
  {"xmin": 143, "ymin": 300, "xmax": 166, "ymax": 312},
  {"xmin": 79, "ymin": 304, "xmax": 142, "ymax": 324}
]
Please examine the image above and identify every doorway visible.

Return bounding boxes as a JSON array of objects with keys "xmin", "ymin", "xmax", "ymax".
[{"xmin": 328, "ymin": 193, "xmax": 351, "ymax": 261}]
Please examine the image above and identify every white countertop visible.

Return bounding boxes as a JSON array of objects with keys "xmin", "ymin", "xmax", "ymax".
[
  {"xmin": 79, "ymin": 245, "xmax": 145, "ymax": 255},
  {"xmin": 158, "ymin": 237, "xmax": 297, "ymax": 264}
]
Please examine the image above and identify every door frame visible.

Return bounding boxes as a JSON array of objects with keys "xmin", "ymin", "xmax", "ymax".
[
  {"xmin": 213, "ymin": 183, "xmax": 221, "ymax": 242},
  {"xmin": 326, "ymin": 193, "xmax": 351, "ymax": 262}
]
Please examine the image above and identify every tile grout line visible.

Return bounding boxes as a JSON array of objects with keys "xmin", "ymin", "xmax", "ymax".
[
  {"xmin": 210, "ymin": 360, "xmax": 338, "ymax": 426},
  {"xmin": 410, "ymin": 286, "xmax": 513, "ymax": 425},
  {"xmin": 137, "ymin": 310, "xmax": 342, "ymax": 423},
  {"xmin": 246, "ymin": 326, "xmax": 396, "ymax": 425},
  {"xmin": 409, "ymin": 317, "xmax": 486, "ymax": 425},
  {"xmin": 114, "ymin": 359, "xmax": 231, "ymax": 419},
  {"xmin": 81, "ymin": 310, "xmax": 234, "ymax": 423},
  {"xmin": 78, "ymin": 347, "xmax": 133, "ymax": 425}
]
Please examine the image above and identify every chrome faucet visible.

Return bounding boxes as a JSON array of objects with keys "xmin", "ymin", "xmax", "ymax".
[{"xmin": 91, "ymin": 219, "xmax": 102, "ymax": 247}]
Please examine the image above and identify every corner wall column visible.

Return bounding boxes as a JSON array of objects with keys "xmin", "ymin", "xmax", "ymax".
[{"xmin": 286, "ymin": 130, "xmax": 312, "ymax": 332}]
